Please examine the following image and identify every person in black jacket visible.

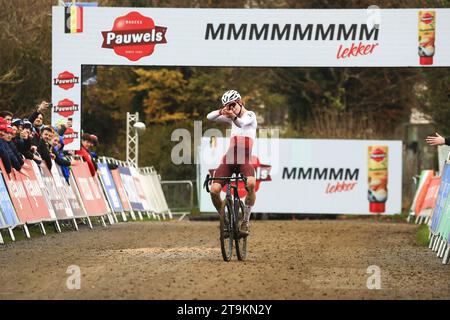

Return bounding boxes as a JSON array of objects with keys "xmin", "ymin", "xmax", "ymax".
[
  {"xmin": 29, "ymin": 101, "xmax": 49, "ymax": 147},
  {"xmin": 11, "ymin": 118, "xmax": 29, "ymax": 159},
  {"xmin": 17, "ymin": 119, "xmax": 42, "ymax": 164},
  {"xmin": 0, "ymin": 123, "xmax": 22, "ymax": 175},
  {"xmin": 15, "ymin": 129, "xmax": 34, "ymax": 161},
  {"xmin": 37, "ymin": 126, "xmax": 54, "ymax": 170},
  {"xmin": 4, "ymin": 126, "xmax": 24, "ymax": 167}
]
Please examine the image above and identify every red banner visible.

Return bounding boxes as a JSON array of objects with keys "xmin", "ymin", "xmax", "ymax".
[
  {"xmin": 0, "ymin": 160, "xmax": 35, "ymax": 223},
  {"xmin": 71, "ymin": 162, "xmax": 109, "ymax": 216},
  {"xmin": 20, "ymin": 160, "xmax": 53, "ymax": 221},
  {"xmin": 110, "ymin": 168, "xmax": 131, "ymax": 211},
  {"xmin": 0, "ymin": 160, "xmax": 53, "ymax": 223},
  {"xmin": 419, "ymin": 176, "xmax": 441, "ymax": 214},
  {"xmin": 414, "ymin": 171, "xmax": 434, "ymax": 217}
]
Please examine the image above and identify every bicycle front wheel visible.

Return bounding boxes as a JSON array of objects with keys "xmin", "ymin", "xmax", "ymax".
[
  {"xmin": 234, "ymin": 200, "xmax": 247, "ymax": 261},
  {"xmin": 219, "ymin": 200, "xmax": 233, "ymax": 262}
]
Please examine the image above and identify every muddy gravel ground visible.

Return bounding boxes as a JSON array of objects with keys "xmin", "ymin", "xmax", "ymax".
[{"xmin": 0, "ymin": 219, "xmax": 449, "ymax": 300}]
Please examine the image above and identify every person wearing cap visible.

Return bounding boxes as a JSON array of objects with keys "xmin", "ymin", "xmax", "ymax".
[
  {"xmin": 11, "ymin": 118, "xmax": 23, "ymax": 135},
  {"xmin": 11, "ymin": 118, "xmax": 25, "ymax": 157},
  {"xmin": 0, "ymin": 119, "xmax": 22, "ymax": 175},
  {"xmin": 4, "ymin": 125, "xmax": 24, "ymax": 168},
  {"xmin": 16, "ymin": 119, "xmax": 41, "ymax": 164},
  {"xmin": 22, "ymin": 119, "xmax": 36, "ymax": 151},
  {"xmin": 75, "ymin": 133, "xmax": 96, "ymax": 176},
  {"xmin": 22, "ymin": 119, "xmax": 33, "ymax": 130}
]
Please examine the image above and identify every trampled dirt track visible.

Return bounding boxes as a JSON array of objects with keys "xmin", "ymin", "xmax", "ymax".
[{"xmin": 0, "ymin": 219, "xmax": 449, "ymax": 300}]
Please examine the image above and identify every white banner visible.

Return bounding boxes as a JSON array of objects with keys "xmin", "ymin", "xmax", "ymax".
[
  {"xmin": 52, "ymin": 7, "xmax": 450, "ymax": 149},
  {"xmin": 198, "ymin": 138, "xmax": 402, "ymax": 215},
  {"xmin": 52, "ymin": 7, "xmax": 450, "ymax": 67}
]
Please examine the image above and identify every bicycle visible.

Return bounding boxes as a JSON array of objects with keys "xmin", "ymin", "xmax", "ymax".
[{"xmin": 204, "ymin": 172, "xmax": 248, "ymax": 261}]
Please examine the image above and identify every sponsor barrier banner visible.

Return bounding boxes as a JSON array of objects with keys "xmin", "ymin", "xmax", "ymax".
[
  {"xmin": 129, "ymin": 167, "xmax": 152, "ymax": 212},
  {"xmin": 437, "ymin": 145, "xmax": 450, "ymax": 175},
  {"xmin": 435, "ymin": 166, "xmax": 450, "ymax": 240},
  {"xmin": 139, "ymin": 169, "xmax": 169, "ymax": 214},
  {"xmin": 418, "ymin": 176, "xmax": 440, "ymax": 219},
  {"xmin": 21, "ymin": 160, "xmax": 54, "ymax": 221},
  {"xmin": 0, "ymin": 161, "xmax": 35, "ymax": 223},
  {"xmin": 39, "ymin": 163, "xmax": 69, "ymax": 220},
  {"xmin": 110, "ymin": 168, "xmax": 131, "ymax": 212},
  {"xmin": 52, "ymin": 8, "xmax": 450, "ymax": 149},
  {"xmin": 437, "ymin": 183, "xmax": 450, "ymax": 241},
  {"xmin": 139, "ymin": 171, "xmax": 159, "ymax": 213},
  {"xmin": 198, "ymin": 138, "xmax": 402, "ymax": 214},
  {"xmin": 0, "ymin": 159, "xmax": 52, "ymax": 223},
  {"xmin": 98, "ymin": 163, "xmax": 123, "ymax": 213},
  {"xmin": 0, "ymin": 205, "xmax": 6, "ymax": 229},
  {"xmin": 51, "ymin": 163, "xmax": 84, "ymax": 218},
  {"xmin": 118, "ymin": 166, "xmax": 144, "ymax": 211},
  {"xmin": 430, "ymin": 163, "xmax": 450, "ymax": 233},
  {"xmin": 0, "ymin": 173, "xmax": 8, "ymax": 228},
  {"xmin": 150, "ymin": 171, "xmax": 170, "ymax": 213},
  {"xmin": 71, "ymin": 162, "xmax": 109, "ymax": 216},
  {"xmin": 0, "ymin": 173, "xmax": 19, "ymax": 227},
  {"xmin": 69, "ymin": 175, "xmax": 88, "ymax": 217},
  {"xmin": 409, "ymin": 170, "xmax": 434, "ymax": 218}
]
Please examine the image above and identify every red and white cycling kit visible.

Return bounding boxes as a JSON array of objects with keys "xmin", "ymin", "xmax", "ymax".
[{"xmin": 207, "ymin": 109, "xmax": 257, "ymax": 186}]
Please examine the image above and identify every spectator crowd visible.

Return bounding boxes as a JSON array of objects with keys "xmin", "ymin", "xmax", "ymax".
[{"xmin": 0, "ymin": 101, "xmax": 99, "ymax": 182}]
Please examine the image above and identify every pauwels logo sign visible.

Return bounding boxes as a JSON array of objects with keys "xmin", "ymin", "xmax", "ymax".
[
  {"xmin": 54, "ymin": 99, "xmax": 79, "ymax": 118},
  {"xmin": 54, "ymin": 71, "xmax": 79, "ymax": 90},
  {"xmin": 101, "ymin": 11, "xmax": 167, "ymax": 61},
  {"xmin": 63, "ymin": 129, "xmax": 78, "ymax": 146}
]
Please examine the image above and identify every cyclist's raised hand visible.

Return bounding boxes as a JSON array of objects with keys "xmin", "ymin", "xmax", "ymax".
[{"xmin": 221, "ymin": 107, "xmax": 234, "ymax": 118}]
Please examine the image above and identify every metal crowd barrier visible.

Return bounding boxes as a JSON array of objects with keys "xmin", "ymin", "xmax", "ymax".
[{"xmin": 0, "ymin": 155, "xmax": 175, "ymax": 243}]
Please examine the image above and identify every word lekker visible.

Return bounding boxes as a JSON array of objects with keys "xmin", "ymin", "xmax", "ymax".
[
  {"xmin": 337, "ymin": 42, "xmax": 379, "ymax": 59},
  {"xmin": 326, "ymin": 181, "xmax": 358, "ymax": 193}
]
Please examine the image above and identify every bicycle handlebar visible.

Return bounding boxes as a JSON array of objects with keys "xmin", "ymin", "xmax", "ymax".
[{"xmin": 203, "ymin": 174, "xmax": 248, "ymax": 193}]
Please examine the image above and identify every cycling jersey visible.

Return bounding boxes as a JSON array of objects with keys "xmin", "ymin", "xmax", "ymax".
[
  {"xmin": 207, "ymin": 108, "xmax": 258, "ymax": 186},
  {"xmin": 206, "ymin": 110, "xmax": 257, "ymax": 141}
]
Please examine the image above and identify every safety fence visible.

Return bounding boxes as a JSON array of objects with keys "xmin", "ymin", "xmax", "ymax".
[
  {"xmin": 0, "ymin": 156, "xmax": 171, "ymax": 244},
  {"xmin": 408, "ymin": 160, "xmax": 450, "ymax": 265}
]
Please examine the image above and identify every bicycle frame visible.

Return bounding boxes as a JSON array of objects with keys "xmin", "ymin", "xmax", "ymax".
[
  {"xmin": 204, "ymin": 172, "xmax": 249, "ymax": 261},
  {"xmin": 204, "ymin": 173, "xmax": 247, "ymax": 210}
]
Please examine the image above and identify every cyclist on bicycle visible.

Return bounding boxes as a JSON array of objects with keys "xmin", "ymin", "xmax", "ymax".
[{"xmin": 207, "ymin": 90, "xmax": 257, "ymax": 236}]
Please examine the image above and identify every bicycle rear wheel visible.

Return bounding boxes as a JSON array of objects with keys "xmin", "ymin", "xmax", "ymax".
[
  {"xmin": 234, "ymin": 200, "xmax": 247, "ymax": 261},
  {"xmin": 219, "ymin": 200, "xmax": 233, "ymax": 261}
]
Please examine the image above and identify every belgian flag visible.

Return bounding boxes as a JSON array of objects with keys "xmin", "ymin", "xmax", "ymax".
[{"xmin": 64, "ymin": 5, "xmax": 83, "ymax": 34}]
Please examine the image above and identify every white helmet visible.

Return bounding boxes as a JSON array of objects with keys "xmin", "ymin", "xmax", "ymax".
[{"xmin": 221, "ymin": 90, "xmax": 241, "ymax": 106}]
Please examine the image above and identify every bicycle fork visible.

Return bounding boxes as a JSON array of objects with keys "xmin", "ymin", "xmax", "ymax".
[{"xmin": 229, "ymin": 185, "xmax": 241, "ymax": 238}]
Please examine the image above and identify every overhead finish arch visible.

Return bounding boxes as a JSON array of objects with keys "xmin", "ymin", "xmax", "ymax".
[{"xmin": 52, "ymin": 7, "xmax": 450, "ymax": 149}]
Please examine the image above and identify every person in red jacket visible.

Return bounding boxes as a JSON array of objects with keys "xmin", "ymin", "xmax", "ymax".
[{"xmin": 75, "ymin": 133, "xmax": 96, "ymax": 176}]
